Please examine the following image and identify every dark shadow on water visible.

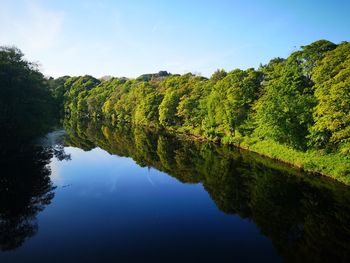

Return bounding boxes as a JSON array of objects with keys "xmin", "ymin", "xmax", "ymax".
[
  {"xmin": 0, "ymin": 133, "xmax": 69, "ymax": 251},
  {"xmin": 63, "ymin": 118, "xmax": 350, "ymax": 262},
  {"xmin": 1, "ymin": 117, "xmax": 350, "ymax": 262}
]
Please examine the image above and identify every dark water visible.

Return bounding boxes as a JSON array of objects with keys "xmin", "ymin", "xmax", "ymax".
[{"xmin": 1, "ymin": 120, "xmax": 350, "ymax": 262}]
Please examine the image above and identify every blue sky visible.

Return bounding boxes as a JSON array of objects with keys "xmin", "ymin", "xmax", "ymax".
[{"xmin": 1, "ymin": 0, "xmax": 349, "ymax": 78}]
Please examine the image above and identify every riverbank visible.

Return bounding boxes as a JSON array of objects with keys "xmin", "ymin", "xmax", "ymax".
[
  {"xmin": 163, "ymin": 127, "xmax": 350, "ymax": 185},
  {"xmin": 244, "ymin": 140, "xmax": 350, "ymax": 185},
  {"xmin": 65, "ymin": 116, "xmax": 350, "ymax": 185}
]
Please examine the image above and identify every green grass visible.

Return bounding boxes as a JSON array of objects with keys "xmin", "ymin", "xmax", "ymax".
[
  {"xmin": 242, "ymin": 139, "xmax": 350, "ymax": 185},
  {"xmin": 172, "ymin": 127, "xmax": 350, "ymax": 185}
]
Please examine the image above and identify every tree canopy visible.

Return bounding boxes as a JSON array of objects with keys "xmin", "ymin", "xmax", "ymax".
[
  {"xmin": 2, "ymin": 40, "xmax": 349, "ymax": 159},
  {"xmin": 0, "ymin": 46, "xmax": 58, "ymax": 141}
]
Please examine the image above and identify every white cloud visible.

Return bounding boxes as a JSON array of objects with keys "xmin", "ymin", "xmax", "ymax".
[{"xmin": 0, "ymin": 0, "xmax": 64, "ymax": 52}]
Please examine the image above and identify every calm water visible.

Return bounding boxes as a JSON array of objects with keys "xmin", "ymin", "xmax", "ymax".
[{"xmin": 1, "ymin": 120, "xmax": 350, "ymax": 262}]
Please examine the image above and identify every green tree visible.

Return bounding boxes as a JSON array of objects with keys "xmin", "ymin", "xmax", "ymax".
[
  {"xmin": 134, "ymin": 87, "xmax": 163, "ymax": 126},
  {"xmin": 176, "ymin": 76, "xmax": 207, "ymax": 129},
  {"xmin": 210, "ymin": 69, "xmax": 227, "ymax": 82},
  {"xmin": 254, "ymin": 59, "xmax": 315, "ymax": 150},
  {"xmin": 293, "ymin": 40, "xmax": 337, "ymax": 78},
  {"xmin": 204, "ymin": 69, "xmax": 262, "ymax": 138},
  {"xmin": 159, "ymin": 90, "xmax": 181, "ymax": 127},
  {"xmin": 64, "ymin": 75, "xmax": 100, "ymax": 117},
  {"xmin": 0, "ymin": 46, "xmax": 57, "ymax": 140},
  {"xmin": 310, "ymin": 42, "xmax": 350, "ymax": 153}
]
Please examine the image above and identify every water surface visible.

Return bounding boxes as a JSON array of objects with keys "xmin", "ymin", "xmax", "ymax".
[{"xmin": 1, "ymin": 120, "xmax": 350, "ymax": 262}]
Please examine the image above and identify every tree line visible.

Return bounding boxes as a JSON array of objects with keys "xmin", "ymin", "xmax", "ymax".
[
  {"xmin": 51, "ymin": 40, "xmax": 349, "ymax": 156},
  {"xmin": 1, "ymin": 40, "xmax": 349, "ymax": 179}
]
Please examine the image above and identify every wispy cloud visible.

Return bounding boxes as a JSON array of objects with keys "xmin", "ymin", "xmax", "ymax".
[
  {"xmin": 1, "ymin": 0, "xmax": 347, "ymax": 78},
  {"xmin": 0, "ymin": 0, "xmax": 64, "ymax": 51}
]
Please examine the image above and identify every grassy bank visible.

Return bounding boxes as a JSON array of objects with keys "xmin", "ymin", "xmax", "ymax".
[
  {"xmin": 243, "ymin": 139, "xmax": 350, "ymax": 185},
  {"xmin": 170, "ymin": 127, "xmax": 350, "ymax": 185}
]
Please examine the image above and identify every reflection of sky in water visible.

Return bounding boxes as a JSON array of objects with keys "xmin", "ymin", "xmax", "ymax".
[
  {"xmin": 2, "ymin": 145, "xmax": 278, "ymax": 262},
  {"xmin": 50, "ymin": 146, "xmax": 177, "ymax": 192}
]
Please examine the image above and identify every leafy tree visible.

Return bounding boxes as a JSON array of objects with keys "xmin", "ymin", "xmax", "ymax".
[
  {"xmin": 204, "ymin": 68, "xmax": 262, "ymax": 138},
  {"xmin": 159, "ymin": 90, "xmax": 181, "ymax": 127},
  {"xmin": 63, "ymin": 75, "xmax": 100, "ymax": 117},
  {"xmin": 101, "ymin": 79, "xmax": 131, "ymax": 122},
  {"xmin": 176, "ymin": 76, "xmax": 206, "ymax": 129},
  {"xmin": 292, "ymin": 40, "xmax": 337, "ymax": 78},
  {"xmin": 134, "ymin": 87, "xmax": 163, "ymax": 126},
  {"xmin": 210, "ymin": 69, "xmax": 227, "ymax": 82},
  {"xmin": 47, "ymin": 76, "xmax": 71, "ymax": 115},
  {"xmin": 85, "ymin": 78, "xmax": 123, "ymax": 118},
  {"xmin": 254, "ymin": 59, "xmax": 315, "ymax": 150},
  {"xmin": 0, "ymin": 46, "xmax": 57, "ymax": 140},
  {"xmin": 310, "ymin": 42, "xmax": 350, "ymax": 153}
]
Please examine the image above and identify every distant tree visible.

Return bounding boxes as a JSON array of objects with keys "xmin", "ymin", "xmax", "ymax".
[
  {"xmin": 210, "ymin": 69, "xmax": 227, "ymax": 82},
  {"xmin": 63, "ymin": 75, "xmax": 100, "ymax": 117}
]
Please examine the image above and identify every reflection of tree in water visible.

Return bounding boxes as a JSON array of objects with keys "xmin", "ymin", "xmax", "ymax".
[
  {"xmin": 53, "ymin": 144, "xmax": 71, "ymax": 161},
  {"xmin": 0, "ymin": 142, "xmax": 69, "ymax": 251},
  {"xmin": 65, "ymin": 118, "xmax": 350, "ymax": 262}
]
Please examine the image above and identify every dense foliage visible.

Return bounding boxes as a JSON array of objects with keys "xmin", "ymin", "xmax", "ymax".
[
  {"xmin": 56, "ymin": 40, "xmax": 349, "ymax": 174},
  {"xmin": 1, "ymin": 40, "xmax": 349, "ymax": 180},
  {"xmin": 0, "ymin": 46, "xmax": 58, "ymax": 142}
]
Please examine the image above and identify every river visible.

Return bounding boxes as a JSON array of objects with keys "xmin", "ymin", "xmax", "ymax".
[{"xmin": 1, "ymin": 120, "xmax": 350, "ymax": 262}]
